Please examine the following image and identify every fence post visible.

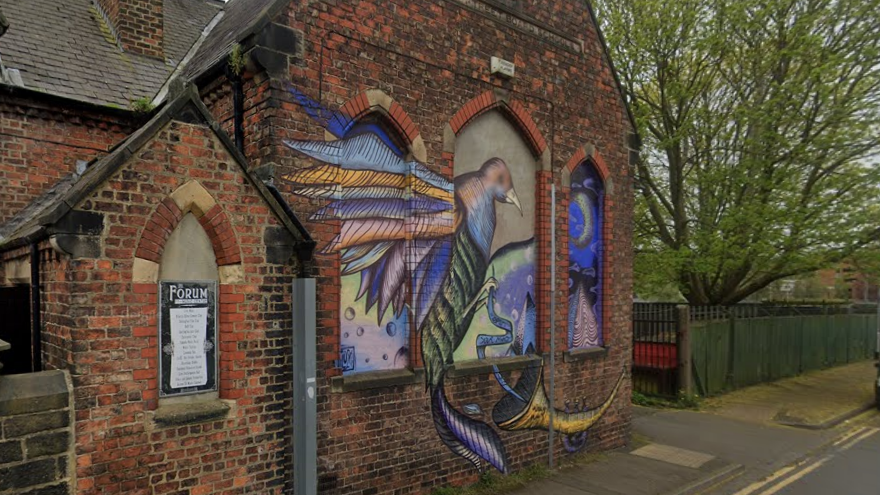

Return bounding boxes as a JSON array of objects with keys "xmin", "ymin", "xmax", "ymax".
[{"xmin": 676, "ymin": 305, "xmax": 693, "ymax": 397}]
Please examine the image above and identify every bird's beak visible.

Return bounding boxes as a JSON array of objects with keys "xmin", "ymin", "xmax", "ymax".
[{"xmin": 505, "ymin": 188, "xmax": 523, "ymax": 216}]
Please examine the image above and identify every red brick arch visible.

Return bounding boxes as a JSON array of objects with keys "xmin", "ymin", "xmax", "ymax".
[
  {"xmin": 337, "ymin": 90, "xmax": 422, "ymax": 147},
  {"xmin": 135, "ymin": 197, "xmax": 241, "ymax": 266},
  {"xmin": 564, "ymin": 144, "xmax": 610, "ymax": 181},
  {"xmin": 449, "ymin": 90, "xmax": 548, "ymax": 156}
]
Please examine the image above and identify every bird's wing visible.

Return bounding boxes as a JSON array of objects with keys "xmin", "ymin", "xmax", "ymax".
[{"xmin": 282, "ymin": 133, "xmax": 454, "ymax": 324}]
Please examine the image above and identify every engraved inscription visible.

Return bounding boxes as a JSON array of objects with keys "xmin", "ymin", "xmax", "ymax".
[{"xmin": 450, "ymin": 0, "xmax": 582, "ymax": 53}]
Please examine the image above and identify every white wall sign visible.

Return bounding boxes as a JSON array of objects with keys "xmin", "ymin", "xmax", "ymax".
[
  {"xmin": 491, "ymin": 56, "xmax": 516, "ymax": 78},
  {"xmin": 159, "ymin": 281, "xmax": 217, "ymax": 396},
  {"xmin": 169, "ymin": 307, "xmax": 209, "ymax": 388}
]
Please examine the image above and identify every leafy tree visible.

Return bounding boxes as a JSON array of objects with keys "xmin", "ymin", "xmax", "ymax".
[{"xmin": 595, "ymin": 0, "xmax": 880, "ymax": 304}]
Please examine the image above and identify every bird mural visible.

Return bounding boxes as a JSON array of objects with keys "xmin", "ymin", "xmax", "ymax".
[
  {"xmin": 281, "ymin": 86, "xmax": 622, "ymax": 473},
  {"xmin": 283, "ymin": 130, "xmax": 521, "ymax": 472}
]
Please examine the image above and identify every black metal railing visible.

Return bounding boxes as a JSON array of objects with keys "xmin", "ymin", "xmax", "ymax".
[
  {"xmin": 633, "ymin": 301, "xmax": 879, "ymax": 398},
  {"xmin": 632, "ymin": 303, "xmax": 680, "ymax": 397}
]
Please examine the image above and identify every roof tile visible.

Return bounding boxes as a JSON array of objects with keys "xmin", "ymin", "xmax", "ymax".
[{"xmin": 0, "ymin": 0, "xmax": 220, "ymax": 107}]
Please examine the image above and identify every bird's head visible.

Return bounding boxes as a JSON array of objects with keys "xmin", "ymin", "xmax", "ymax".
[{"xmin": 480, "ymin": 158, "xmax": 522, "ymax": 215}]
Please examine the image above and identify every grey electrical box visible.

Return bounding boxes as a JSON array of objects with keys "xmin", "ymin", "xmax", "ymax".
[{"xmin": 293, "ymin": 278, "xmax": 317, "ymax": 495}]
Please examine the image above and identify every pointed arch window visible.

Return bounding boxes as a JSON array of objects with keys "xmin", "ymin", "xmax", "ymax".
[
  {"xmin": 450, "ymin": 108, "xmax": 539, "ymax": 362},
  {"xmin": 344, "ymin": 113, "xmax": 409, "ymax": 158},
  {"xmin": 568, "ymin": 160, "xmax": 604, "ymax": 349},
  {"xmin": 335, "ymin": 111, "xmax": 413, "ymax": 374}
]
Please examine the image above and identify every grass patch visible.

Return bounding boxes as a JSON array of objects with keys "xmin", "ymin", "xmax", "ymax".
[
  {"xmin": 430, "ymin": 465, "xmax": 549, "ymax": 495},
  {"xmin": 630, "ymin": 432, "xmax": 652, "ymax": 450},
  {"xmin": 430, "ymin": 451, "xmax": 605, "ymax": 495},
  {"xmin": 632, "ymin": 391, "xmax": 702, "ymax": 410},
  {"xmin": 130, "ymin": 96, "xmax": 155, "ymax": 114}
]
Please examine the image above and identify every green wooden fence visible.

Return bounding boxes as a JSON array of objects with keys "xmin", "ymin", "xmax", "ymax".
[{"xmin": 691, "ymin": 312, "xmax": 877, "ymax": 396}]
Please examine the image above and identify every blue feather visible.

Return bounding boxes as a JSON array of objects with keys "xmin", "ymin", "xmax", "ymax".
[
  {"xmin": 342, "ymin": 243, "xmax": 394, "ymax": 275},
  {"xmin": 433, "ymin": 384, "xmax": 508, "ymax": 473},
  {"xmin": 412, "ymin": 239, "xmax": 453, "ymax": 329},
  {"xmin": 287, "ymin": 86, "xmax": 352, "ymax": 138},
  {"xmin": 311, "ymin": 197, "xmax": 451, "ymax": 221}
]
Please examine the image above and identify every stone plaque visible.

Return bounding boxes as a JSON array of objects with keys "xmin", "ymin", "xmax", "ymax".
[{"xmin": 159, "ymin": 281, "xmax": 217, "ymax": 396}]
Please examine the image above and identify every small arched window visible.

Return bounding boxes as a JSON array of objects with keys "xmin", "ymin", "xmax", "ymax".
[{"xmin": 568, "ymin": 160, "xmax": 604, "ymax": 349}]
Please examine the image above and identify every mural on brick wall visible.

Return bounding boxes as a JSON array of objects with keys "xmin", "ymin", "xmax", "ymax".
[
  {"xmin": 568, "ymin": 161, "xmax": 604, "ymax": 349},
  {"xmin": 452, "ymin": 110, "xmax": 537, "ymax": 363},
  {"xmin": 282, "ymin": 87, "xmax": 622, "ymax": 474}
]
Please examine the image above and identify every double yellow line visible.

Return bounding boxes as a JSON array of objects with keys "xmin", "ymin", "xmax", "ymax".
[{"xmin": 731, "ymin": 426, "xmax": 878, "ymax": 495}]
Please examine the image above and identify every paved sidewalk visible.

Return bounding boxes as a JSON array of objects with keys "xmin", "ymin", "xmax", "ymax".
[
  {"xmin": 702, "ymin": 360, "xmax": 876, "ymax": 428},
  {"xmin": 507, "ymin": 361, "xmax": 877, "ymax": 495},
  {"xmin": 634, "ymin": 407, "xmax": 833, "ymax": 475}
]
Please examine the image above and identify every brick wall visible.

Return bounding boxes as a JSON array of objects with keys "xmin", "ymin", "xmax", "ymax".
[
  {"xmin": 0, "ymin": 93, "xmax": 132, "ymax": 224},
  {"xmin": 200, "ymin": 73, "xmax": 279, "ymax": 171},
  {"xmin": 0, "ymin": 370, "xmax": 74, "ymax": 495},
  {"xmin": 39, "ymin": 119, "xmax": 297, "ymax": 495},
  {"xmin": 95, "ymin": 0, "xmax": 164, "ymax": 59},
  {"xmin": 199, "ymin": 1, "xmax": 634, "ymax": 493}
]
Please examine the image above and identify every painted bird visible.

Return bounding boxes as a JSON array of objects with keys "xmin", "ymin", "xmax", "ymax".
[{"xmin": 282, "ymin": 110, "xmax": 522, "ymax": 473}]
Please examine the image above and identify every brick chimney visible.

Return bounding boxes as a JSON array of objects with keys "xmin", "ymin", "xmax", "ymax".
[
  {"xmin": 95, "ymin": 0, "xmax": 164, "ymax": 59},
  {"xmin": 0, "ymin": 8, "xmax": 8, "ymax": 38}
]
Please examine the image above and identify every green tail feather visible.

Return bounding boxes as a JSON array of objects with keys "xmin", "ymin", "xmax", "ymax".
[{"xmin": 421, "ymin": 229, "xmax": 488, "ymax": 388}]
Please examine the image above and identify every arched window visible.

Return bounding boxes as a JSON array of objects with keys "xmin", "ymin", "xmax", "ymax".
[
  {"xmin": 568, "ymin": 160, "xmax": 604, "ymax": 349},
  {"xmin": 336, "ymin": 111, "xmax": 412, "ymax": 375},
  {"xmin": 452, "ymin": 109, "xmax": 539, "ymax": 361},
  {"xmin": 344, "ymin": 113, "xmax": 409, "ymax": 158}
]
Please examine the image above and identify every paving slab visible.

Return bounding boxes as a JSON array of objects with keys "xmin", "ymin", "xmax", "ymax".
[
  {"xmin": 634, "ymin": 408, "xmax": 832, "ymax": 472},
  {"xmin": 631, "ymin": 443, "xmax": 715, "ymax": 469},
  {"xmin": 703, "ymin": 360, "xmax": 876, "ymax": 429}
]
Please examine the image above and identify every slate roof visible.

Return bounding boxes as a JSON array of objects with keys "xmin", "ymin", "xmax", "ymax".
[
  {"xmin": 0, "ymin": 85, "xmax": 313, "ymax": 252},
  {"xmin": 0, "ymin": 171, "xmax": 81, "ymax": 245},
  {"xmin": 182, "ymin": 0, "xmax": 285, "ymax": 82},
  {"xmin": 0, "ymin": 0, "xmax": 221, "ymax": 108},
  {"xmin": 165, "ymin": 0, "xmax": 223, "ymax": 64}
]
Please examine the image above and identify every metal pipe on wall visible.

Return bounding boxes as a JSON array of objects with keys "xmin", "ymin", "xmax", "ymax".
[
  {"xmin": 231, "ymin": 75, "xmax": 245, "ymax": 154},
  {"xmin": 293, "ymin": 279, "xmax": 317, "ymax": 495},
  {"xmin": 548, "ymin": 183, "xmax": 556, "ymax": 468}
]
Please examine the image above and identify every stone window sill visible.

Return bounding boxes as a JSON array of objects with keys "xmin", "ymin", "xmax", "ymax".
[
  {"xmin": 153, "ymin": 400, "xmax": 230, "ymax": 427},
  {"xmin": 330, "ymin": 354, "xmax": 546, "ymax": 392},
  {"xmin": 447, "ymin": 354, "xmax": 543, "ymax": 378},
  {"xmin": 330, "ymin": 368, "xmax": 424, "ymax": 393},
  {"xmin": 563, "ymin": 346, "xmax": 609, "ymax": 363}
]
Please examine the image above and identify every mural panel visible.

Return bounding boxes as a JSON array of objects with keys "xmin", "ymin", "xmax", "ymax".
[
  {"xmin": 282, "ymin": 87, "xmax": 621, "ymax": 474},
  {"xmin": 452, "ymin": 111, "xmax": 537, "ymax": 361},
  {"xmin": 568, "ymin": 161, "xmax": 604, "ymax": 349}
]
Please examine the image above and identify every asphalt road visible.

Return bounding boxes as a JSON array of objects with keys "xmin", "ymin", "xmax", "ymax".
[{"xmin": 713, "ymin": 411, "xmax": 880, "ymax": 495}]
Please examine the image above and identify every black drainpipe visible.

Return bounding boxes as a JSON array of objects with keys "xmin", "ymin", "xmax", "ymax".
[
  {"xmin": 30, "ymin": 243, "xmax": 42, "ymax": 372},
  {"xmin": 230, "ymin": 72, "xmax": 245, "ymax": 154},
  {"xmin": 265, "ymin": 183, "xmax": 316, "ymax": 278}
]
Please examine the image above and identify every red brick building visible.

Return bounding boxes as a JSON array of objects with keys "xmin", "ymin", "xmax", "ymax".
[{"xmin": 0, "ymin": 0, "xmax": 636, "ymax": 494}]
